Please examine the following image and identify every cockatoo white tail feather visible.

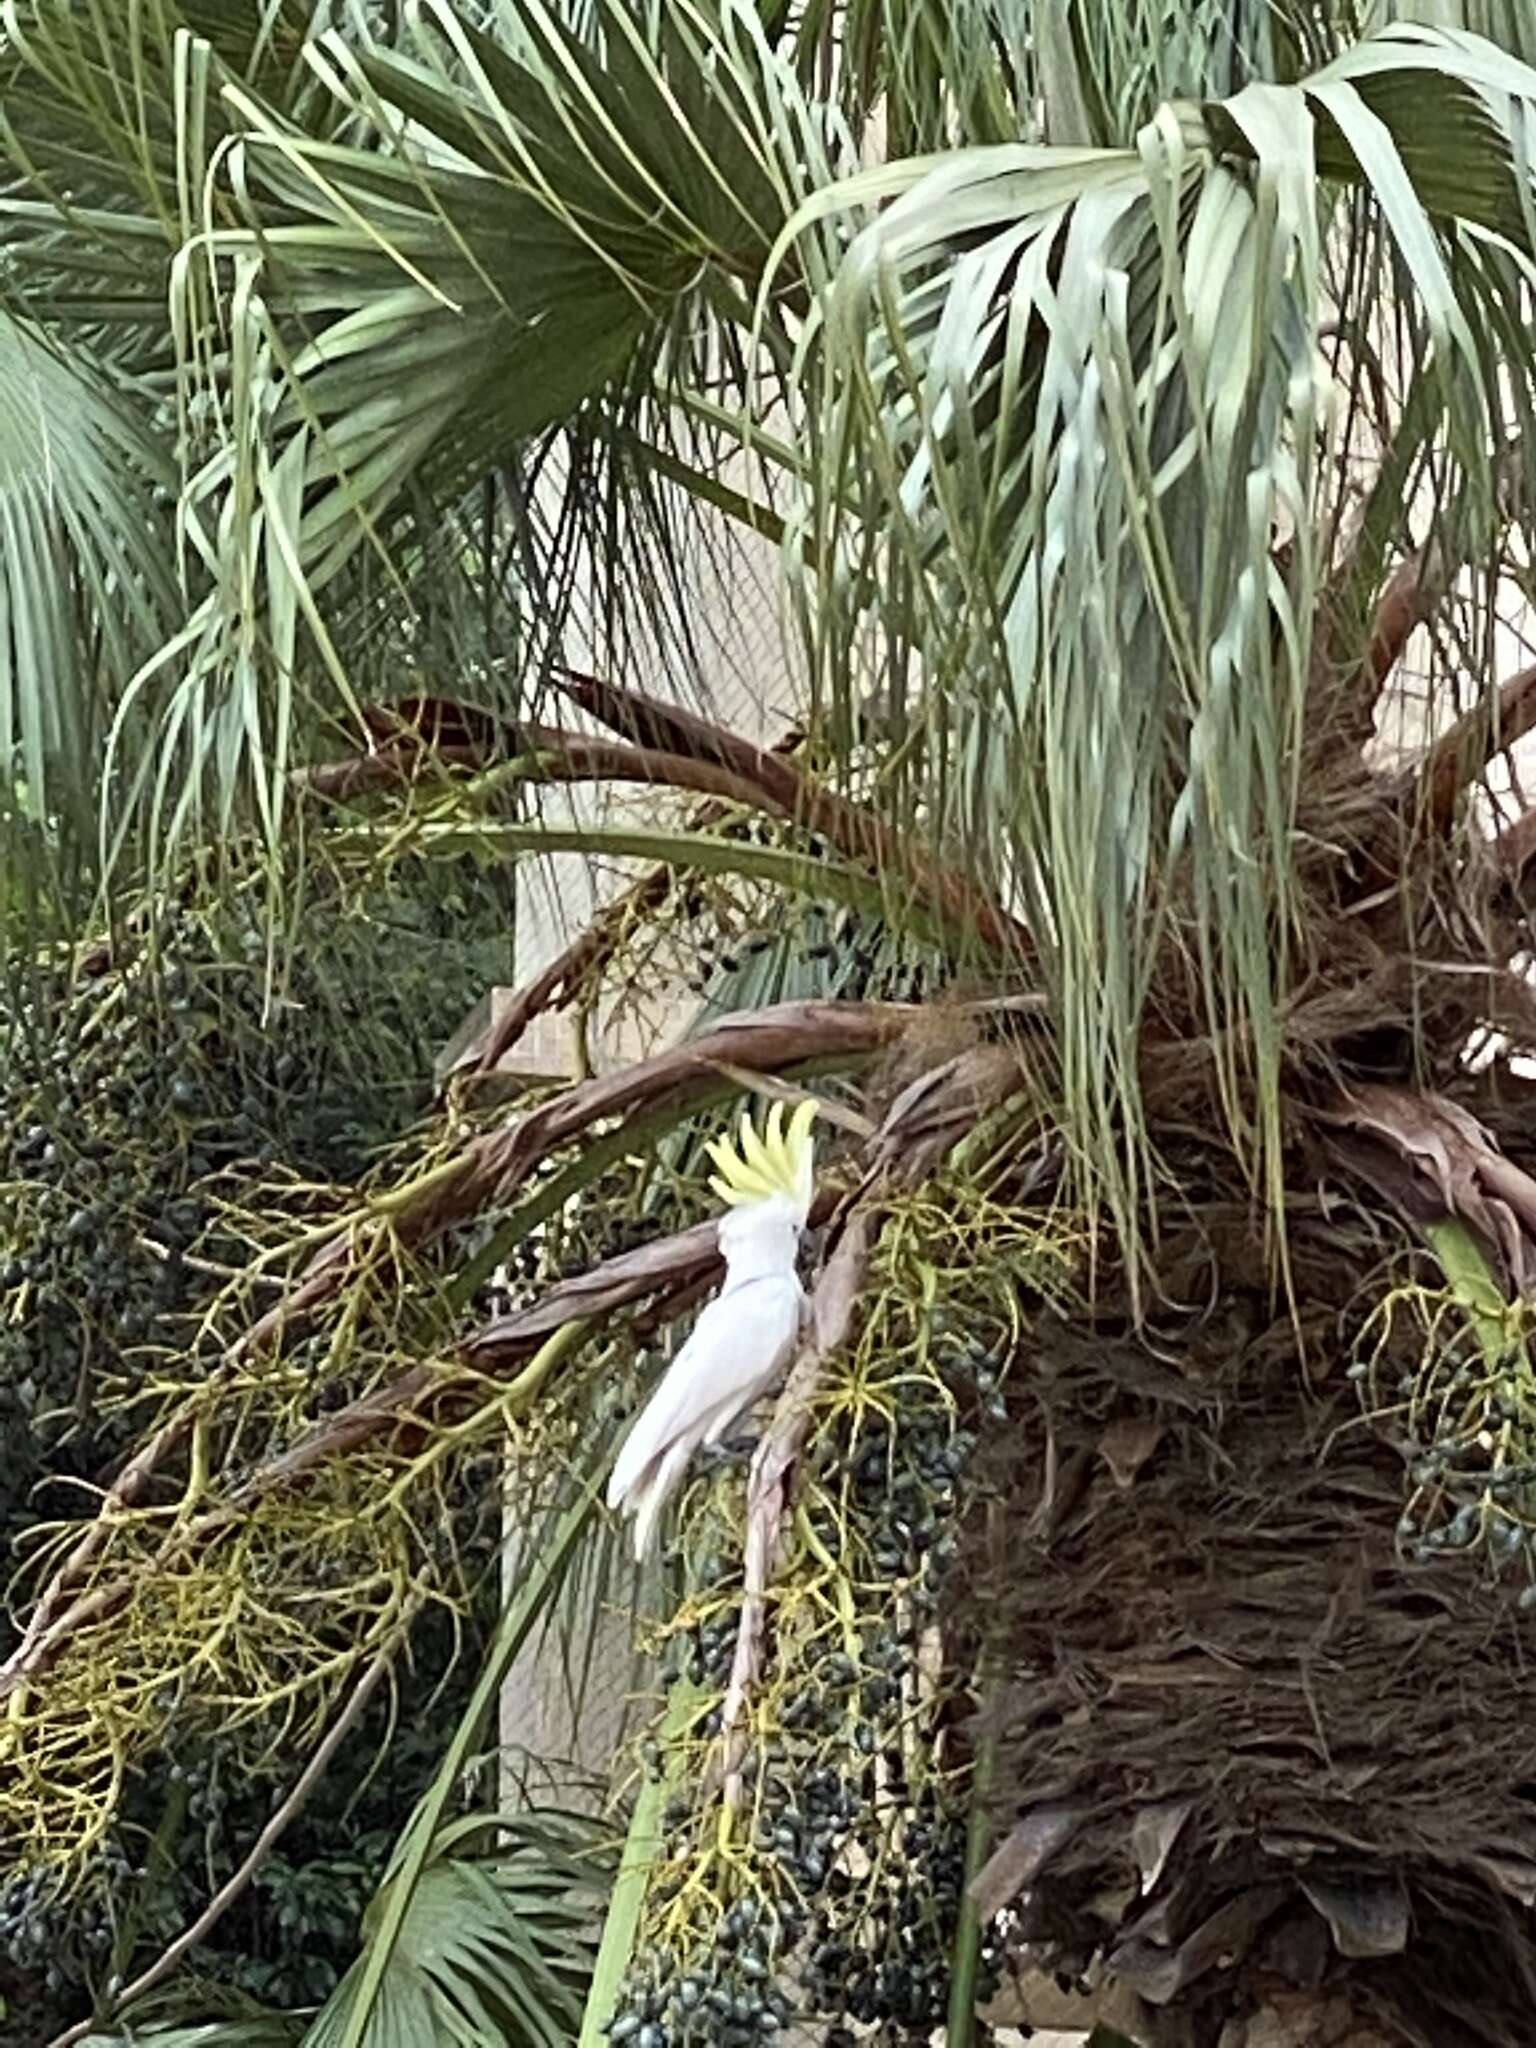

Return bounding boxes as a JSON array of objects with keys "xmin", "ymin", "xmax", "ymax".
[{"xmin": 607, "ymin": 1100, "xmax": 816, "ymax": 1560}]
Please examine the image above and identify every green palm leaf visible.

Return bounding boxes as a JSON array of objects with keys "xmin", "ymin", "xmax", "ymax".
[
  {"xmin": 22, "ymin": 0, "xmax": 836, "ymax": 884},
  {"xmin": 301, "ymin": 1817, "xmax": 606, "ymax": 2048},
  {"xmin": 79, "ymin": 1816, "xmax": 603, "ymax": 2048},
  {"xmin": 0, "ymin": 304, "xmax": 180, "ymax": 908},
  {"xmin": 787, "ymin": 20, "xmax": 1536, "ymax": 1249}
]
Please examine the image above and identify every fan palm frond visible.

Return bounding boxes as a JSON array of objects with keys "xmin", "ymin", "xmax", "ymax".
[
  {"xmin": 0, "ymin": 303, "xmax": 180, "ymax": 921},
  {"xmin": 19, "ymin": 0, "xmax": 837, "ymax": 886},
  {"xmin": 79, "ymin": 1814, "xmax": 604, "ymax": 2048},
  {"xmin": 300, "ymin": 1815, "xmax": 606, "ymax": 2048},
  {"xmin": 768, "ymin": 0, "xmax": 1036, "ymax": 153},
  {"xmin": 1389, "ymin": 0, "xmax": 1536, "ymax": 67},
  {"xmin": 786, "ymin": 21, "xmax": 1536, "ymax": 1250}
]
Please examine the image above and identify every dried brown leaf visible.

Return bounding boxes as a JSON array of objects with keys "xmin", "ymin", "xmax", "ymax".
[
  {"xmin": 1316, "ymin": 1081, "xmax": 1536, "ymax": 1290},
  {"xmin": 1110, "ymin": 1884, "xmax": 1289, "ymax": 2004},
  {"xmin": 243, "ymin": 999, "xmax": 917, "ymax": 1355},
  {"xmin": 1131, "ymin": 1799, "xmax": 1194, "ymax": 1896},
  {"xmin": 1298, "ymin": 1872, "xmax": 1409, "ymax": 1959},
  {"xmin": 1098, "ymin": 1418, "xmax": 1165, "ymax": 1491},
  {"xmin": 970, "ymin": 1803, "xmax": 1086, "ymax": 1918}
]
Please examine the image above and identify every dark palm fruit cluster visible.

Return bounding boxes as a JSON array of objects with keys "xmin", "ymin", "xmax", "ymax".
[
  {"xmin": 0, "ymin": 1748, "xmax": 239, "ymax": 1997},
  {"xmin": 0, "ymin": 954, "xmax": 234, "ymax": 1565},
  {"xmin": 621, "ymin": 1314, "xmax": 1010, "ymax": 2046},
  {"xmin": 0, "ymin": 879, "xmax": 506, "ymax": 1539},
  {"xmin": 814, "ymin": 1319, "xmax": 1006, "ymax": 1620},
  {"xmin": 604, "ymin": 1904, "xmax": 797, "ymax": 2048},
  {"xmin": 658, "ymin": 1542, "xmax": 745, "ymax": 1694},
  {"xmin": 0, "ymin": 1845, "xmax": 131, "ymax": 1996},
  {"xmin": 0, "ymin": 945, "xmax": 334, "ymax": 1558},
  {"xmin": 839, "ymin": 1409, "xmax": 973, "ymax": 1608},
  {"xmin": 0, "ymin": 1717, "xmax": 442, "ymax": 2036},
  {"xmin": 803, "ymin": 1771, "xmax": 1004, "ymax": 2040},
  {"xmin": 665, "ymin": 1600, "xmax": 741, "ymax": 1694},
  {"xmin": 1351, "ymin": 1338, "xmax": 1536, "ymax": 1595},
  {"xmin": 798, "ymin": 1361, "xmax": 1004, "ymax": 2038},
  {"xmin": 0, "ymin": 866, "xmax": 509, "ymax": 2022}
]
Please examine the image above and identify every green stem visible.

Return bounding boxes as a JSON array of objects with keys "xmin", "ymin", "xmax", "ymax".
[
  {"xmin": 327, "ymin": 819, "xmax": 957, "ymax": 951},
  {"xmin": 577, "ymin": 1679, "xmax": 704, "ymax": 2048},
  {"xmin": 330, "ymin": 1406, "xmax": 602, "ymax": 2048},
  {"xmin": 630, "ymin": 438, "xmax": 785, "ymax": 545},
  {"xmin": 1423, "ymin": 1216, "xmax": 1512, "ymax": 1369}
]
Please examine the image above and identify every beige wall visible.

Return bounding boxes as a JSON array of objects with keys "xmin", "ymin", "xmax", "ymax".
[{"xmin": 508, "ymin": 467, "xmax": 794, "ymax": 1077}]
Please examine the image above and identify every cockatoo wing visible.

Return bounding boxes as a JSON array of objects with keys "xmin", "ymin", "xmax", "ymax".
[
  {"xmin": 621, "ymin": 1377, "xmax": 763, "ymax": 1563},
  {"xmin": 606, "ymin": 1272, "xmax": 803, "ymax": 1548}
]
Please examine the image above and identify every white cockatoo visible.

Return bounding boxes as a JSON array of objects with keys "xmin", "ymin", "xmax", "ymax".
[{"xmin": 607, "ymin": 1098, "xmax": 817, "ymax": 1561}]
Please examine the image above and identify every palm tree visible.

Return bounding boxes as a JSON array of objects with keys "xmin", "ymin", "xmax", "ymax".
[{"xmin": 8, "ymin": 0, "xmax": 1536, "ymax": 2042}]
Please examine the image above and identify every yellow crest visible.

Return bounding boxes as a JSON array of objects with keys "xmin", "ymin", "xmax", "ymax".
[{"xmin": 705, "ymin": 1098, "xmax": 817, "ymax": 1215}]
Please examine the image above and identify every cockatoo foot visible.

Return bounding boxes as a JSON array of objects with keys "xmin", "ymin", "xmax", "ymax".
[{"xmin": 700, "ymin": 1432, "xmax": 759, "ymax": 1467}]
